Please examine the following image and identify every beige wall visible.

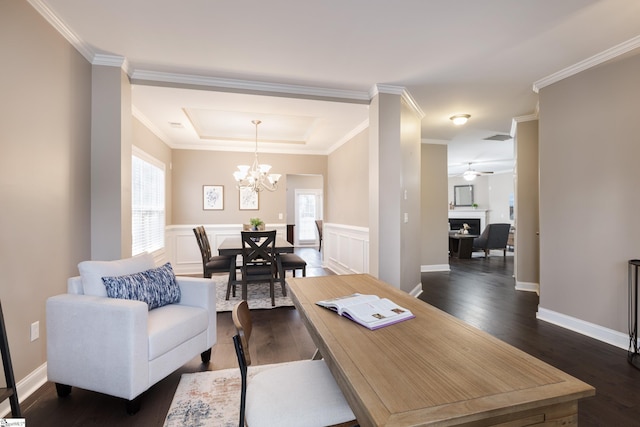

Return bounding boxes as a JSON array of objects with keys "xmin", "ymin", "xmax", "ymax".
[
  {"xmin": 327, "ymin": 128, "xmax": 369, "ymax": 226},
  {"xmin": 133, "ymin": 118, "xmax": 173, "ymax": 224},
  {"xmin": 171, "ymin": 150, "xmax": 327, "ymax": 226},
  {"xmin": 421, "ymin": 144, "xmax": 449, "ymax": 266},
  {"xmin": 539, "ymin": 52, "xmax": 640, "ymax": 333},
  {"xmin": 0, "ymin": 1, "xmax": 92, "ymax": 382}
]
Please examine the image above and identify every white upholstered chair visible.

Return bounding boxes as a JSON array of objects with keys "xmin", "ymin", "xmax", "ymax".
[
  {"xmin": 232, "ymin": 300, "xmax": 356, "ymax": 427},
  {"xmin": 46, "ymin": 253, "xmax": 216, "ymax": 414}
]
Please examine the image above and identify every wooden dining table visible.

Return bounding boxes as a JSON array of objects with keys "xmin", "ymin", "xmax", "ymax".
[
  {"xmin": 287, "ymin": 274, "xmax": 595, "ymax": 427},
  {"xmin": 217, "ymin": 235, "xmax": 294, "ymax": 299}
]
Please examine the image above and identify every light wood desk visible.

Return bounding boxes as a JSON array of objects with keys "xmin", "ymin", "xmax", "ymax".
[{"xmin": 287, "ymin": 274, "xmax": 594, "ymax": 427}]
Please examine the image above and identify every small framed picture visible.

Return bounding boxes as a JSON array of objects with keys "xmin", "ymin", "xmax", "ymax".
[
  {"xmin": 203, "ymin": 185, "xmax": 224, "ymax": 210},
  {"xmin": 239, "ymin": 187, "xmax": 259, "ymax": 210}
]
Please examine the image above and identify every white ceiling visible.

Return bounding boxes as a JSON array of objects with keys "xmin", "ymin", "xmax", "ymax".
[{"xmin": 29, "ymin": 0, "xmax": 640, "ymax": 175}]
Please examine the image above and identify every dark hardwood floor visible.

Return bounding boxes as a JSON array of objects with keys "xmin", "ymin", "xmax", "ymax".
[
  {"xmin": 421, "ymin": 255, "xmax": 640, "ymax": 426},
  {"xmin": 17, "ymin": 250, "xmax": 640, "ymax": 426}
]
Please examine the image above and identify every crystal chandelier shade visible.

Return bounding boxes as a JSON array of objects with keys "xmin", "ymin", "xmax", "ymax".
[{"xmin": 233, "ymin": 120, "xmax": 281, "ymax": 192}]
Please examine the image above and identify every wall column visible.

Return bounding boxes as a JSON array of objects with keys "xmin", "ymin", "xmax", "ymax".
[
  {"xmin": 91, "ymin": 62, "xmax": 132, "ymax": 260},
  {"xmin": 369, "ymin": 86, "xmax": 423, "ymax": 292},
  {"xmin": 514, "ymin": 117, "xmax": 539, "ymax": 292}
]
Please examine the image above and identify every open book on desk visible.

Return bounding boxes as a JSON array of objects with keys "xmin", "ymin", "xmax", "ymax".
[{"xmin": 316, "ymin": 293, "xmax": 415, "ymax": 330}]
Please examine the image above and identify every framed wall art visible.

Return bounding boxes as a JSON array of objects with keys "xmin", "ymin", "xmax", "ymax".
[
  {"xmin": 239, "ymin": 187, "xmax": 259, "ymax": 210},
  {"xmin": 203, "ymin": 185, "xmax": 224, "ymax": 210}
]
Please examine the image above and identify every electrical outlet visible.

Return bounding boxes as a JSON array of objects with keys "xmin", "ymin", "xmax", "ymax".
[
  {"xmin": 30, "ymin": 321, "xmax": 39, "ymax": 342},
  {"xmin": 278, "ymin": 213, "xmax": 283, "ymax": 220}
]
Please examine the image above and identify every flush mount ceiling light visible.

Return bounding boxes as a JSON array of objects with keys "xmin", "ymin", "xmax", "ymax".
[
  {"xmin": 450, "ymin": 114, "xmax": 471, "ymax": 125},
  {"xmin": 233, "ymin": 120, "xmax": 281, "ymax": 192}
]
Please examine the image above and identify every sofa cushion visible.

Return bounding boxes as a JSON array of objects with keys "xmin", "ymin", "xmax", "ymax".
[
  {"xmin": 147, "ymin": 304, "xmax": 209, "ymax": 360},
  {"xmin": 78, "ymin": 252, "xmax": 156, "ymax": 297},
  {"xmin": 102, "ymin": 263, "xmax": 181, "ymax": 310}
]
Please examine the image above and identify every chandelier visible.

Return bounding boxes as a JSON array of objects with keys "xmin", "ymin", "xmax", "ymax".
[{"xmin": 233, "ymin": 120, "xmax": 281, "ymax": 192}]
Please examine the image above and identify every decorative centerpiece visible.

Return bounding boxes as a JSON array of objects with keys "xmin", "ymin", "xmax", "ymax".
[
  {"xmin": 249, "ymin": 217, "xmax": 264, "ymax": 231},
  {"xmin": 460, "ymin": 223, "xmax": 471, "ymax": 234}
]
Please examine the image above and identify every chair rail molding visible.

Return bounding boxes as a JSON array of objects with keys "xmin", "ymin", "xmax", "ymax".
[{"xmin": 323, "ymin": 223, "xmax": 369, "ymax": 275}]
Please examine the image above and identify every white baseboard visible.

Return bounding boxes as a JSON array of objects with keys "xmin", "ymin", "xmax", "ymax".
[
  {"xmin": 421, "ymin": 264, "xmax": 451, "ymax": 272},
  {"xmin": 409, "ymin": 283, "xmax": 423, "ymax": 298},
  {"xmin": 0, "ymin": 362, "xmax": 48, "ymax": 418},
  {"xmin": 537, "ymin": 308, "xmax": 629, "ymax": 350},
  {"xmin": 515, "ymin": 280, "xmax": 540, "ymax": 294}
]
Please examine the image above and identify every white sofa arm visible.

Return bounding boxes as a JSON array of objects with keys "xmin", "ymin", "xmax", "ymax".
[
  {"xmin": 175, "ymin": 276, "xmax": 217, "ymax": 348},
  {"xmin": 46, "ymin": 294, "xmax": 149, "ymax": 400}
]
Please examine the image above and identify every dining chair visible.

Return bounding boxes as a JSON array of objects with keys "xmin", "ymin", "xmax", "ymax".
[
  {"xmin": 240, "ymin": 230, "xmax": 278, "ymax": 306},
  {"xmin": 315, "ymin": 219, "xmax": 323, "ymax": 252},
  {"xmin": 193, "ymin": 226, "xmax": 236, "ymax": 295},
  {"xmin": 193, "ymin": 226, "xmax": 235, "ymax": 277},
  {"xmin": 278, "ymin": 253, "xmax": 307, "ymax": 281},
  {"xmin": 232, "ymin": 301, "xmax": 357, "ymax": 427}
]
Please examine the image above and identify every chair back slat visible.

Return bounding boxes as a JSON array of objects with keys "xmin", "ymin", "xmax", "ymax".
[
  {"xmin": 232, "ymin": 300, "xmax": 253, "ymax": 365},
  {"xmin": 232, "ymin": 334, "xmax": 248, "ymax": 427},
  {"xmin": 241, "ymin": 230, "xmax": 276, "ymax": 273}
]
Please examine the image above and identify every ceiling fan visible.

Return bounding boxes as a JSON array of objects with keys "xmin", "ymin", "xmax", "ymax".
[{"xmin": 461, "ymin": 163, "xmax": 494, "ymax": 181}]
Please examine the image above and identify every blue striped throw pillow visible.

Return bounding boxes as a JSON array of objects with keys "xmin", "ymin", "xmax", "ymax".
[{"xmin": 102, "ymin": 262, "xmax": 181, "ymax": 310}]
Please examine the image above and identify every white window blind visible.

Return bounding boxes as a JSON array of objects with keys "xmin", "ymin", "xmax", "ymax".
[{"xmin": 132, "ymin": 149, "xmax": 165, "ymax": 256}]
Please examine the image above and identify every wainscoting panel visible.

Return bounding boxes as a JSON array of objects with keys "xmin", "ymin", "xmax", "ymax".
[
  {"xmin": 165, "ymin": 224, "xmax": 286, "ymax": 275},
  {"xmin": 324, "ymin": 223, "xmax": 369, "ymax": 275}
]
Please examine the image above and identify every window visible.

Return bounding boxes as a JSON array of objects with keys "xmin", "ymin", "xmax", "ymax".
[
  {"xmin": 132, "ymin": 148, "xmax": 165, "ymax": 255},
  {"xmin": 295, "ymin": 189, "xmax": 323, "ymax": 246}
]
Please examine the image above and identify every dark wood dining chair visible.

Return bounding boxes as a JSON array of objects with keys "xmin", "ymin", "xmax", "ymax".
[
  {"xmin": 278, "ymin": 253, "xmax": 307, "ymax": 281},
  {"xmin": 315, "ymin": 219, "xmax": 323, "ymax": 252},
  {"xmin": 193, "ymin": 226, "xmax": 236, "ymax": 296},
  {"xmin": 240, "ymin": 230, "xmax": 278, "ymax": 306},
  {"xmin": 232, "ymin": 301, "xmax": 356, "ymax": 427}
]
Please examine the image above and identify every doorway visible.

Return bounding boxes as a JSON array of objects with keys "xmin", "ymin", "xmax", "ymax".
[{"xmin": 295, "ymin": 189, "xmax": 323, "ymax": 247}]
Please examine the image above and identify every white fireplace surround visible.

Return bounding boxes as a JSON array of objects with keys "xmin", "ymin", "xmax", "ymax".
[{"xmin": 448, "ymin": 209, "xmax": 488, "ymax": 232}]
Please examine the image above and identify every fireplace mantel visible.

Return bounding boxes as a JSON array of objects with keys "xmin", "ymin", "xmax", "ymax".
[{"xmin": 448, "ymin": 209, "xmax": 488, "ymax": 232}]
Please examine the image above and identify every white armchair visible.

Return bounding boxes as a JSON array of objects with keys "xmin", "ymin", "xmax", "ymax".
[{"xmin": 46, "ymin": 253, "xmax": 216, "ymax": 413}]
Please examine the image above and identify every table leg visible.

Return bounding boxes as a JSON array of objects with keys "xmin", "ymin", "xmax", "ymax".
[
  {"xmin": 276, "ymin": 255, "xmax": 287, "ymax": 296},
  {"xmin": 457, "ymin": 238, "xmax": 474, "ymax": 259},
  {"xmin": 226, "ymin": 255, "xmax": 238, "ymax": 300}
]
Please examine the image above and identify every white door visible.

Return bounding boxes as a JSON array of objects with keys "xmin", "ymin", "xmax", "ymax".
[{"xmin": 295, "ymin": 189, "xmax": 323, "ymax": 247}]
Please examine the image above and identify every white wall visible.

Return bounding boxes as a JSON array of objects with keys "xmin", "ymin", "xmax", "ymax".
[{"xmin": 449, "ymin": 173, "xmax": 514, "ymax": 226}]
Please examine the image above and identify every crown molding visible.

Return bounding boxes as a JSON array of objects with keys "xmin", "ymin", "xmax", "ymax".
[
  {"xmin": 27, "ymin": 0, "xmax": 95, "ymax": 62},
  {"xmin": 510, "ymin": 112, "xmax": 539, "ymax": 137},
  {"xmin": 93, "ymin": 54, "xmax": 131, "ymax": 75},
  {"xmin": 130, "ymin": 70, "xmax": 370, "ymax": 102},
  {"xmin": 369, "ymin": 84, "xmax": 425, "ymax": 119},
  {"xmin": 326, "ymin": 119, "xmax": 370, "ymax": 155},
  {"xmin": 533, "ymin": 35, "xmax": 640, "ymax": 93},
  {"xmin": 132, "ymin": 105, "xmax": 174, "ymax": 148}
]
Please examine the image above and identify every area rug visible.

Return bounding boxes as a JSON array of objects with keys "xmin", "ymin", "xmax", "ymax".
[
  {"xmin": 164, "ymin": 362, "xmax": 297, "ymax": 427},
  {"xmin": 212, "ymin": 274, "xmax": 294, "ymax": 312}
]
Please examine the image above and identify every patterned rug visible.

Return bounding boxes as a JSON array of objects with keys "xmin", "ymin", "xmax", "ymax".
[
  {"xmin": 164, "ymin": 362, "xmax": 297, "ymax": 427},
  {"xmin": 212, "ymin": 274, "xmax": 294, "ymax": 312}
]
